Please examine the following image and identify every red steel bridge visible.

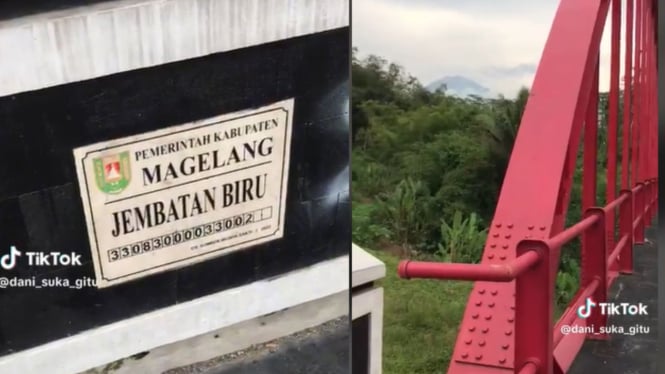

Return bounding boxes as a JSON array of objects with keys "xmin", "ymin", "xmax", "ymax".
[{"xmin": 397, "ymin": 0, "xmax": 658, "ymax": 373}]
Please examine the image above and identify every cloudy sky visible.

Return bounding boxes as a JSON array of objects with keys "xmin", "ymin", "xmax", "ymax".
[{"xmin": 353, "ymin": 0, "xmax": 624, "ymax": 97}]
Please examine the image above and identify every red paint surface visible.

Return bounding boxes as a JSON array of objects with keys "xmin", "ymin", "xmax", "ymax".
[{"xmin": 396, "ymin": 0, "xmax": 658, "ymax": 372}]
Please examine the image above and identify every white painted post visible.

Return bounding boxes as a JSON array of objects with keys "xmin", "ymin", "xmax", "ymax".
[{"xmin": 351, "ymin": 244, "xmax": 386, "ymax": 374}]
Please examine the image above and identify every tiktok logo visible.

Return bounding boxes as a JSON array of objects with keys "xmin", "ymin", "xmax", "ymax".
[
  {"xmin": 577, "ymin": 298, "xmax": 597, "ymax": 319},
  {"xmin": 0, "ymin": 246, "xmax": 22, "ymax": 270}
]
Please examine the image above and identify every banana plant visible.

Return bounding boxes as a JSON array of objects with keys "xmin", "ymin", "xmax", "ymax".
[{"xmin": 438, "ymin": 211, "xmax": 487, "ymax": 263}]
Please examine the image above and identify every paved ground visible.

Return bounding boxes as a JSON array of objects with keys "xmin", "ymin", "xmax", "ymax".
[
  {"xmin": 569, "ymin": 224, "xmax": 658, "ymax": 374},
  {"xmin": 165, "ymin": 318, "xmax": 349, "ymax": 374}
]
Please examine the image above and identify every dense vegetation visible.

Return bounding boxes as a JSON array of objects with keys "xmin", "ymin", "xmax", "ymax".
[{"xmin": 351, "ymin": 47, "xmax": 620, "ymax": 308}]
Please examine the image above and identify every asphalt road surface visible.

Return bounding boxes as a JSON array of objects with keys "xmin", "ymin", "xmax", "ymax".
[
  {"xmin": 166, "ymin": 318, "xmax": 349, "ymax": 374},
  {"xmin": 569, "ymin": 224, "xmax": 658, "ymax": 374}
]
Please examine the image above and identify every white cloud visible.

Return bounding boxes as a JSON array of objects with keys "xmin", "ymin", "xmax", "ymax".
[{"xmin": 353, "ymin": 0, "xmax": 630, "ymax": 97}]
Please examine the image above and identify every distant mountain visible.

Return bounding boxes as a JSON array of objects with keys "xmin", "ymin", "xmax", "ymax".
[{"xmin": 426, "ymin": 75, "xmax": 491, "ymax": 98}]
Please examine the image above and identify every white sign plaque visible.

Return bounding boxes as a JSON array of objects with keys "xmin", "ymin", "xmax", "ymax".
[{"xmin": 73, "ymin": 99, "xmax": 294, "ymax": 288}]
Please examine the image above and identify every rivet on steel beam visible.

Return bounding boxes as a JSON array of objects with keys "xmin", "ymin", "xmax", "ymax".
[
  {"xmin": 475, "ymin": 354, "xmax": 483, "ymax": 360},
  {"xmin": 481, "ymin": 327, "xmax": 489, "ymax": 333},
  {"xmin": 462, "ymin": 352, "xmax": 469, "ymax": 358},
  {"xmin": 488, "ymin": 302, "xmax": 495, "ymax": 308},
  {"xmin": 540, "ymin": 226, "xmax": 546, "ymax": 231},
  {"xmin": 507, "ymin": 316, "xmax": 514, "ymax": 323},
  {"xmin": 488, "ymin": 254, "xmax": 494, "ymax": 259},
  {"xmin": 469, "ymin": 326, "xmax": 476, "ymax": 332},
  {"xmin": 493, "ymin": 233, "xmax": 500, "ymax": 238},
  {"xmin": 505, "ymin": 234, "xmax": 511, "ymax": 239},
  {"xmin": 507, "ymin": 224, "xmax": 513, "ymax": 228},
  {"xmin": 505, "ymin": 329, "xmax": 513, "ymax": 336},
  {"xmin": 478, "ymin": 340, "xmax": 486, "ymax": 347},
  {"xmin": 465, "ymin": 339, "xmax": 472, "ymax": 345},
  {"xmin": 490, "ymin": 244, "xmax": 497, "ymax": 248},
  {"xmin": 510, "ymin": 305, "xmax": 515, "ymax": 310},
  {"xmin": 499, "ymin": 255, "xmax": 506, "ymax": 260},
  {"xmin": 502, "ymin": 244, "xmax": 509, "ymax": 249},
  {"xmin": 528, "ymin": 225, "xmax": 534, "ymax": 230},
  {"xmin": 472, "ymin": 313, "xmax": 479, "ymax": 319},
  {"xmin": 495, "ymin": 223, "xmax": 502, "ymax": 228},
  {"xmin": 485, "ymin": 315, "xmax": 492, "ymax": 320},
  {"xmin": 502, "ymin": 344, "xmax": 509, "ymax": 350},
  {"xmin": 479, "ymin": 289, "xmax": 486, "ymax": 294},
  {"xmin": 499, "ymin": 358, "xmax": 507, "ymax": 364},
  {"xmin": 491, "ymin": 290, "xmax": 498, "ymax": 296},
  {"xmin": 475, "ymin": 301, "xmax": 482, "ymax": 306}
]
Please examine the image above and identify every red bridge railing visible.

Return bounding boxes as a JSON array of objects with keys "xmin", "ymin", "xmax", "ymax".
[{"xmin": 397, "ymin": 0, "xmax": 658, "ymax": 373}]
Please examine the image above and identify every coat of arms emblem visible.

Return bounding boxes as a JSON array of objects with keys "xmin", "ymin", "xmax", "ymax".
[{"xmin": 93, "ymin": 152, "xmax": 131, "ymax": 194}]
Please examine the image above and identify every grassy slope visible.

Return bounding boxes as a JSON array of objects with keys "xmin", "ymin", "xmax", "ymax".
[
  {"xmin": 369, "ymin": 249, "xmax": 472, "ymax": 374},
  {"xmin": 371, "ymin": 248, "xmax": 569, "ymax": 374}
]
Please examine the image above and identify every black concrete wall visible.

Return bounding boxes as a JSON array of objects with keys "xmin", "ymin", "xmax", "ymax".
[
  {"xmin": 0, "ymin": 27, "xmax": 349, "ymax": 355},
  {"xmin": 0, "ymin": 1, "xmax": 117, "ymax": 21}
]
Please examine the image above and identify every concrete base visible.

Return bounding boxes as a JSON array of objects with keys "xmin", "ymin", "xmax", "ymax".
[
  {"xmin": 84, "ymin": 293, "xmax": 348, "ymax": 374},
  {"xmin": 0, "ymin": 255, "xmax": 349, "ymax": 374}
]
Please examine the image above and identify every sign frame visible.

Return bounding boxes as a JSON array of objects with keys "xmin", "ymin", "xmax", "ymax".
[{"xmin": 73, "ymin": 99, "xmax": 294, "ymax": 288}]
